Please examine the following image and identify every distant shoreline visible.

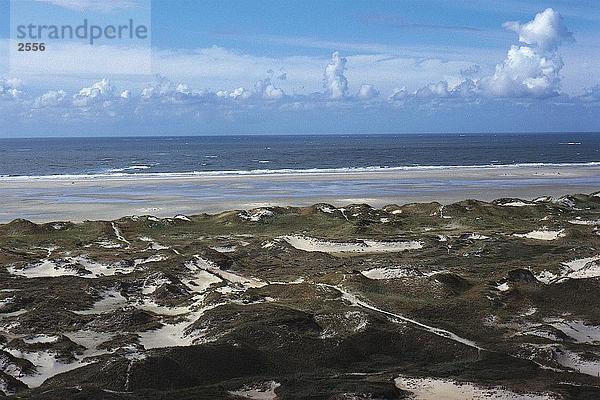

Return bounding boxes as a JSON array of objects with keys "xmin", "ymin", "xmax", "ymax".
[
  {"xmin": 0, "ymin": 163, "xmax": 599, "ymax": 223},
  {"xmin": 1, "ymin": 131, "xmax": 600, "ymax": 140},
  {"xmin": 1, "ymin": 161, "xmax": 600, "ymax": 182}
]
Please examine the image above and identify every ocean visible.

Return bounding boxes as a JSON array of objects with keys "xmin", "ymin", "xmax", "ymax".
[{"xmin": 0, "ymin": 133, "xmax": 598, "ymax": 178}]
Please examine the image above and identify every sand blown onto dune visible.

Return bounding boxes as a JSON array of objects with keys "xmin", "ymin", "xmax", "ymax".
[{"xmin": 282, "ymin": 235, "xmax": 423, "ymax": 254}]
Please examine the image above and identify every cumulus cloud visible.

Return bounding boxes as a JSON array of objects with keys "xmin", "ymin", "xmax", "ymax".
[
  {"xmin": 34, "ymin": 90, "xmax": 68, "ymax": 108},
  {"xmin": 0, "ymin": 8, "xmax": 592, "ymax": 129},
  {"xmin": 405, "ymin": 8, "xmax": 573, "ymax": 100},
  {"xmin": 388, "ymin": 87, "xmax": 409, "ymax": 102},
  {"xmin": 215, "ymin": 76, "xmax": 285, "ymax": 101},
  {"xmin": 398, "ymin": 9, "xmax": 574, "ymax": 100},
  {"xmin": 415, "ymin": 81, "xmax": 452, "ymax": 98},
  {"xmin": 140, "ymin": 76, "xmax": 208, "ymax": 103},
  {"xmin": 0, "ymin": 78, "xmax": 23, "ymax": 100},
  {"xmin": 254, "ymin": 77, "xmax": 285, "ymax": 100},
  {"xmin": 3, "ymin": 69, "xmax": 600, "ymax": 136},
  {"xmin": 356, "ymin": 84, "xmax": 379, "ymax": 100},
  {"xmin": 72, "ymin": 78, "xmax": 118, "ymax": 107},
  {"xmin": 216, "ymin": 87, "xmax": 252, "ymax": 100},
  {"xmin": 323, "ymin": 51, "xmax": 349, "ymax": 99},
  {"xmin": 452, "ymin": 79, "xmax": 478, "ymax": 98},
  {"xmin": 411, "ymin": 79, "xmax": 477, "ymax": 99},
  {"xmin": 385, "ymin": 78, "xmax": 477, "ymax": 102},
  {"xmin": 479, "ymin": 46, "xmax": 563, "ymax": 98},
  {"xmin": 480, "ymin": 8, "xmax": 572, "ymax": 98},
  {"xmin": 503, "ymin": 8, "xmax": 573, "ymax": 51}
]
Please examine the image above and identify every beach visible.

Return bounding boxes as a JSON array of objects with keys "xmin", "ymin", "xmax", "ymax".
[{"xmin": 1, "ymin": 163, "xmax": 599, "ymax": 222}]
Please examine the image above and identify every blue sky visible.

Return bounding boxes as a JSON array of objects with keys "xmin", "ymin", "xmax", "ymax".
[
  {"xmin": 1, "ymin": 0, "xmax": 600, "ymax": 136},
  {"xmin": 150, "ymin": 0, "xmax": 595, "ymax": 52}
]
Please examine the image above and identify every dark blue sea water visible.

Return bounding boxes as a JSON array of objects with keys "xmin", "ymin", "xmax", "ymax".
[{"xmin": 0, "ymin": 133, "xmax": 598, "ymax": 177}]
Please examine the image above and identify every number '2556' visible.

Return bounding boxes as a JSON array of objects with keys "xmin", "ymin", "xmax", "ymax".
[{"xmin": 17, "ymin": 43, "xmax": 46, "ymax": 51}]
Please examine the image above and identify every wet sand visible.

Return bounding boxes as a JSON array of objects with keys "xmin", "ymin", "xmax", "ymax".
[{"xmin": 0, "ymin": 164, "xmax": 599, "ymax": 222}]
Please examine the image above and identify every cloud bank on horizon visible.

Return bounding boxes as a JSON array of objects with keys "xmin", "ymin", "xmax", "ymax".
[{"xmin": 2, "ymin": 7, "xmax": 600, "ymax": 135}]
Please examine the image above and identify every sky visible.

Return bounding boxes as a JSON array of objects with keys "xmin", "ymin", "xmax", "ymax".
[{"xmin": 1, "ymin": 0, "xmax": 600, "ymax": 136}]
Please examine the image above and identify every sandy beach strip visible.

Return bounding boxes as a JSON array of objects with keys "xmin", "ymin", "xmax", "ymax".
[{"xmin": 0, "ymin": 164, "xmax": 599, "ymax": 223}]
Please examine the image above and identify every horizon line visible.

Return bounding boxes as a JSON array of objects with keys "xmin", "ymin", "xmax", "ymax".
[{"xmin": 2, "ymin": 131, "xmax": 600, "ymax": 140}]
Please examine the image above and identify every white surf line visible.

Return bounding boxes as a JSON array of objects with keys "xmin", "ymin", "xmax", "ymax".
[
  {"xmin": 111, "ymin": 222, "xmax": 130, "ymax": 247},
  {"xmin": 320, "ymin": 284, "xmax": 483, "ymax": 351}
]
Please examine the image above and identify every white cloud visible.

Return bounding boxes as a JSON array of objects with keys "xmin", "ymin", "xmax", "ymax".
[
  {"xmin": 356, "ymin": 84, "xmax": 379, "ymax": 100},
  {"xmin": 452, "ymin": 79, "xmax": 478, "ymax": 97},
  {"xmin": 0, "ymin": 7, "xmax": 595, "ymax": 126},
  {"xmin": 34, "ymin": 90, "xmax": 67, "ymax": 108},
  {"xmin": 398, "ymin": 8, "xmax": 574, "ymax": 100},
  {"xmin": 503, "ymin": 8, "xmax": 573, "ymax": 51},
  {"xmin": 479, "ymin": 45, "xmax": 563, "ymax": 98},
  {"xmin": 3, "ymin": 5, "xmax": 599, "ymax": 99},
  {"xmin": 216, "ymin": 87, "xmax": 252, "ymax": 100},
  {"xmin": 388, "ymin": 87, "xmax": 409, "ymax": 102},
  {"xmin": 151, "ymin": 47, "xmax": 477, "ymax": 97},
  {"xmin": 323, "ymin": 51, "xmax": 349, "ymax": 99},
  {"xmin": 0, "ymin": 78, "xmax": 23, "ymax": 100},
  {"xmin": 410, "ymin": 79, "xmax": 477, "ymax": 99},
  {"xmin": 140, "ymin": 76, "xmax": 209, "ymax": 103},
  {"xmin": 254, "ymin": 77, "xmax": 285, "ymax": 100},
  {"xmin": 72, "ymin": 78, "xmax": 117, "ymax": 107},
  {"xmin": 381, "ymin": 72, "xmax": 479, "ymax": 100},
  {"xmin": 4, "ymin": 70, "xmax": 600, "ymax": 137},
  {"xmin": 479, "ymin": 9, "xmax": 572, "ymax": 98},
  {"xmin": 395, "ymin": 8, "xmax": 570, "ymax": 100},
  {"xmin": 415, "ymin": 81, "xmax": 452, "ymax": 98},
  {"xmin": 4, "ymin": 34, "xmax": 588, "ymax": 100}
]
